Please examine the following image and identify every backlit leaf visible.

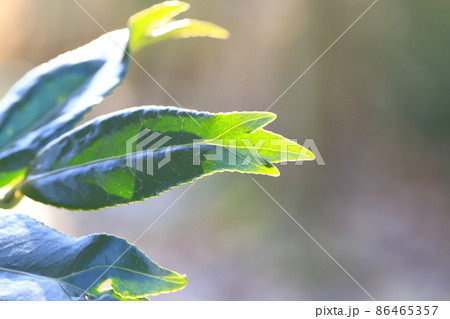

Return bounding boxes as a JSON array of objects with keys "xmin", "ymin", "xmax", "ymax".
[
  {"xmin": 142, "ymin": 19, "xmax": 229, "ymax": 46},
  {"xmin": 128, "ymin": 1, "xmax": 228, "ymax": 52},
  {"xmin": 19, "ymin": 106, "xmax": 314, "ymax": 210}
]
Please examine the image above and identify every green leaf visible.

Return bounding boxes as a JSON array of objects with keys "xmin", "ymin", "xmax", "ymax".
[
  {"xmin": 128, "ymin": 1, "xmax": 228, "ymax": 52},
  {"xmin": 0, "ymin": 2, "xmax": 227, "ymax": 198},
  {"xmin": 0, "ymin": 212, "xmax": 187, "ymax": 301},
  {"xmin": 139, "ymin": 19, "xmax": 230, "ymax": 46},
  {"xmin": 19, "ymin": 106, "xmax": 314, "ymax": 210},
  {"xmin": 128, "ymin": 1, "xmax": 191, "ymax": 46},
  {"xmin": 0, "ymin": 29, "xmax": 130, "ymax": 188},
  {"xmin": 0, "ymin": 168, "xmax": 26, "ymax": 190}
]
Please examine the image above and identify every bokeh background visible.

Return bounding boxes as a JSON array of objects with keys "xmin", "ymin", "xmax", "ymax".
[{"xmin": 1, "ymin": 0, "xmax": 449, "ymax": 300}]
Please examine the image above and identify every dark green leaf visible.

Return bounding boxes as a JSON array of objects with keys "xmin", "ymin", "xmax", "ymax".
[
  {"xmin": 0, "ymin": 212, "xmax": 187, "ymax": 301},
  {"xmin": 0, "ymin": 29, "xmax": 130, "ymax": 188},
  {"xmin": 19, "ymin": 106, "xmax": 314, "ymax": 210}
]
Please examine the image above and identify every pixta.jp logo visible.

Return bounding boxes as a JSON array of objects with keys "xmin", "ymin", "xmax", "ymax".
[{"xmin": 126, "ymin": 129, "xmax": 172, "ymax": 176}]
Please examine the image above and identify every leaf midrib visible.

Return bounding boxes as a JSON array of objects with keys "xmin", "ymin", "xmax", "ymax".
[
  {"xmin": 22, "ymin": 119, "xmax": 295, "ymax": 185},
  {"xmin": 23, "ymin": 141, "xmax": 293, "ymax": 184},
  {"xmin": 0, "ymin": 264, "xmax": 184, "ymax": 285}
]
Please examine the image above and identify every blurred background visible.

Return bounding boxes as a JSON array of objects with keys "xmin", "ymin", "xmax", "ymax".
[{"xmin": 1, "ymin": 0, "xmax": 450, "ymax": 300}]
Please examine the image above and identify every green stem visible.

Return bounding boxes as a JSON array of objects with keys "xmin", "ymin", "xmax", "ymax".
[{"xmin": 0, "ymin": 188, "xmax": 23, "ymax": 209}]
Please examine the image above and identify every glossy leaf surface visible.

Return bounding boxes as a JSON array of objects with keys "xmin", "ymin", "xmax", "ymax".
[
  {"xmin": 0, "ymin": 213, "xmax": 186, "ymax": 300},
  {"xmin": 20, "ymin": 106, "xmax": 314, "ymax": 210},
  {"xmin": 0, "ymin": 29, "xmax": 130, "ymax": 187}
]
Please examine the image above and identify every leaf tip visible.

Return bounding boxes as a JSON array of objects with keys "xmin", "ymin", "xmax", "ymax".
[
  {"xmin": 265, "ymin": 111, "xmax": 277, "ymax": 122},
  {"xmin": 302, "ymin": 147, "xmax": 315, "ymax": 161}
]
